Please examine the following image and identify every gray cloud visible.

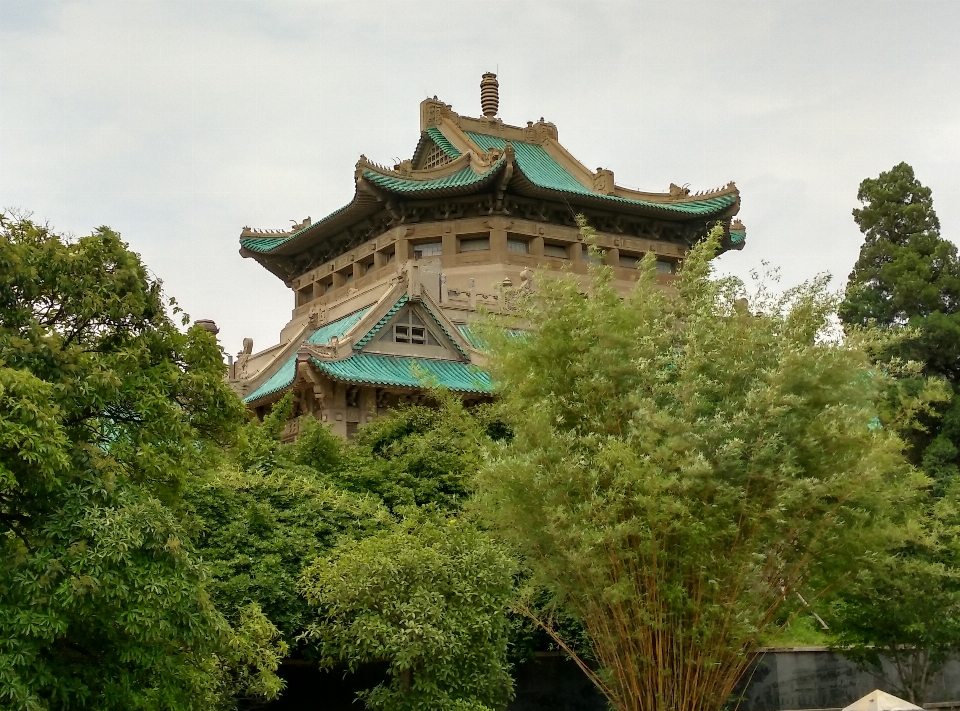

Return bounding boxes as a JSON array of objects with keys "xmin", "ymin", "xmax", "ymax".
[{"xmin": 2, "ymin": 0, "xmax": 959, "ymax": 355}]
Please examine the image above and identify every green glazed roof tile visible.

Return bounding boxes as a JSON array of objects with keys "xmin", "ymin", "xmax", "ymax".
[
  {"xmin": 465, "ymin": 132, "xmax": 736, "ymax": 215},
  {"xmin": 243, "ymin": 306, "xmax": 372, "ymax": 403},
  {"xmin": 308, "ymin": 306, "xmax": 372, "ymax": 345},
  {"xmin": 241, "ymin": 236, "xmax": 294, "ymax": 253},
  {"xmin": 242, "ymin": 355, "xmax": 297, "ymax": 404},
  {"xmin": 425, "ymin": 127, "xmax": 461, "ymax": 158},
  {"xmin": 730, "ymin": 229, "xmax": 746, "ymax": 244},
  {"xmin": 354, "ymin": 295, "xmax": 409, "ymax": 350},
  {"xmin": 241, "ymin": 202, "xmax": 357, "ymax": 254},
  {"xmin": 313, "ymin": 353, "xmax": 492, "ymax": 394},
  {"xmin": 362, "ymin": 157, "xmax": 504, "ymax": 193},
  {"xmin": 456, "ymin": 325, "xmax": 482, "ymax": 349}
]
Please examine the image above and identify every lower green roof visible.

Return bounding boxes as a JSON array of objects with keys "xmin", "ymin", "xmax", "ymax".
[
  {"xmin": 244, "ymin": 354, "xmax": 297, "ymax": 404},
  {"xmin": 243, "ymin": 305, "xmax": 491, "ymax": 403},
  {"xmin": 313, "ymin": 354, "xmax": 491, "ymax": 394},
  {"xmin": 243, "ymin": 307, "xmax": 372, "ymax": 403}
]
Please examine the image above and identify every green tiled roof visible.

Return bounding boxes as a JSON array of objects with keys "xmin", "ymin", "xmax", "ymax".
[
  {"xmin": 354, "ymin": 295, "xmax": 409, "ymax": 350},
  {"xmin": 456, "ymin": 324, "xmax": 482, "ymax": 349},
  {"xmin": 243, "ymin": 355, "xmax": 297, "ymax": 405},
  {"xmin": 362, "ymin": 158, "xmax": 504, "ymax": 193},
  {"xmin": 243, "ymin": 306, "xmax": 372, "ymax": 403},
  {"xmin": 308, "ymin": 306, "xmax": 371, "ymax": 345},
  {"xmin": 242, "ymin": 236, "xmax": 294, "ymax": 253},
  {"xmin": 465, "ymin": 132, "xmax": 737, "ymax": 216},
  {"xmin": 425, "ymin": 127, "xmax": 461, "ymax": 159},
  {"xmin": 313, "ymin": 353, "xmax": 492, "ymax": 394},
  {"xmin": 421, "ymin": 304, "xmax": 469, "ymax": 358},
  {"xmin": 241, "ymin": 202, "xmax": 359, "ymax": 254},
  {"xmin": 730, "ymin": 229, "xmax": 746, "ymax": 245}
]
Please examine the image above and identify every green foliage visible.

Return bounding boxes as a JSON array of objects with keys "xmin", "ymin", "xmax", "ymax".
[
  {"xmin": 833, "ymin": 164, "xmax": 960, "ymax": 702},
  {"xmin": 337, "ymin": 395, "xmax": 484, "ymax": 512},
  {"xmin": 827, "ymin": 494, "xmax": 960, "ymax": 703},
  {"xmin": 186, "ymin": 415, "xmax": 391, "ymax": 650},
  {"xmin": 475, "ymin": 220, "xmax": 917, "ymax": 711},
  {"xmin": 221, "ymin": 603, "xmax": 289, "ymax": 702},
  {"xmin": 840, "ymin": 162, "xmax": 957, "ymax": 329},
  {"xmin": 0, "ymin": 214, "xmax": 282, "ymax": 710},
  {"xmin": 188, "ymin": 394, "xmax": 516, "ymax": 709},
  {"xmin": 761, "ymin": 615, "xmax": 832, "ymax": 648},
  {"xmin": 300, "ymin": 510, "xmax": 515, "ymax": 711}
]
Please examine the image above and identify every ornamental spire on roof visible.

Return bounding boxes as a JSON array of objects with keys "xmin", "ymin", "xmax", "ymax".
[{"xmin": 480, "ymin": 72, "xmax": 499, "ymax": 117}]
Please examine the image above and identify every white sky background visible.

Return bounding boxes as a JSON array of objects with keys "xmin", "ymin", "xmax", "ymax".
[{"xmin": 2, "ymin": 0, "xmax": 959, "ymax": 357}]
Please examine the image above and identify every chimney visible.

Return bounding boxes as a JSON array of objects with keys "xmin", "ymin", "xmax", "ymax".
[{"xmin": 480, "ymin": 72, "xmax": 499, "ymax": 117}]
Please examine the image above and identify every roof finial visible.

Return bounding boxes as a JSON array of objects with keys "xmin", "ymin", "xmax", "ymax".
[{"xmin": 480, "ymin": 72, "xmax": 499, "ymax": 117}]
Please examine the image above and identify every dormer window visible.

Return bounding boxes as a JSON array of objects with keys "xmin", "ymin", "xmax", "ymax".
[{"xmin": 391, "ymin": 311, "xmax": 440, "ymax": 346}]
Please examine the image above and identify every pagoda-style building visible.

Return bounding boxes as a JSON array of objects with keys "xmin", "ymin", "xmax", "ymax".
[{"xmin": 231, "ymin": 73, "xmax": 746, "ymax": 438}]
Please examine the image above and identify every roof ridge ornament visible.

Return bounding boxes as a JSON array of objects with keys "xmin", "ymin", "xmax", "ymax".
[{"xmin": 480, "ymin": 72, "xmax": 499, "ymax": 117}]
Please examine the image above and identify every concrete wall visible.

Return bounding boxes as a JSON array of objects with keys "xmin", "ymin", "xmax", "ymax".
[
  {"xmin": 262, "ymin": 650, "xmax": 960, "ymax": 711},
  {"xmin": 734, "ymin": 649, "xmax": 960, "ymax": 711}
]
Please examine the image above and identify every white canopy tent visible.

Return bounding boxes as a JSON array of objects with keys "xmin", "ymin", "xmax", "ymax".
[{"xmin": 842, "ymin": 689, "xmax": 923, "ymax": 711}]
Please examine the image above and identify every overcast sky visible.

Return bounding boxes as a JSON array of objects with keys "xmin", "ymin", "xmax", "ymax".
[{"xmin": 2, "ymin": 0, "xmax": 959, "ymax": 356}]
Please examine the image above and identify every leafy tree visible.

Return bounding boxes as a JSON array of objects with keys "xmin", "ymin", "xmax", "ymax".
[
  {"xmin": 0, "ymin": 213, "xmax": 283, "ymax": 710},
  {"xmin": 299, "ymin": 510, "xmax": 516, "ymax": 711},
  {"xmin": 827, "ymin": 494, "xmax": 960, "ymax": 703},
  {"xmin": 338, "ymin": 397, "xmax": 486, "ymax": 512},
  {"xmin": 475, "ymin": 221, "xmax": 918, "ymax": 711},
  {"xmin": 831, "ymin": 164, "xmax": 960, "ymax": 702},
  {"xmin": 188, "ymin": 392, "xmax": 520, "ymax": 709},
  {"xmin": 186, "ymin": 412, "xmax": 391, "ymax": 652}
]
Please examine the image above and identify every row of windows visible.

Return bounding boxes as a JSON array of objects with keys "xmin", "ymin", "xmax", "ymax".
[
  {"xmin": 299, "ymin": 235, "xmax": 678, "ymax": 305},
  {"xmin": 411, "ymin": 235, "xmax": 676, "ymax": 273}
]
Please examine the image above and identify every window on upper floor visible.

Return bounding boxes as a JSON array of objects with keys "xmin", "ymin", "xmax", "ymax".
[
  {"xmin": 507, "ymin": 237, "xmax": 529, "ymax": 254},
  {"xmin": 656, "ymin": 259, "xmax": 677, "ymax": 274},
  {"xmin": 413, "ymin": 241, "xmax": 442, "ymax": 259},
  {"xmin": 543, "ymin": 243, "xmax": 568, "ymax": 259},
  {"xmin": 459, "ymin": 234, "xmax": 490, "ymax": 252},
  {"xmin": 619, "ymin": 253, "xmax": 641, "ymax": 269}
]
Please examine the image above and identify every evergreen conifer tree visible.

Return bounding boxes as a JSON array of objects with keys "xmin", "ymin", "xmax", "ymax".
[
  {"xmin": 840, "ymin": 162, "xmax": 960, "ymax": 488},
  {"xmin": 833, "ymin": 164, "xmax": 960, "ymax": 702}
]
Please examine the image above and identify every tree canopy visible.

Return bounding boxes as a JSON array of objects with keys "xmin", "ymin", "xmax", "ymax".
[
  {"xmin": 0, "ymin": 213, "xmax": 283, "ymax": 710},
  {"xmin": 831, "ymin": 164, "xmax": 960, "ymax": 702},
  {"xmin": 300, "ymin": 509, "xmax": 515, "ymax": 711},
  {"xmin": 475, "ymin": 222, "xmax": 918, "ymax": 711},
  {"xmin": 186, "ymin": 393, "xmax": 517, "ymax": 710}
]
